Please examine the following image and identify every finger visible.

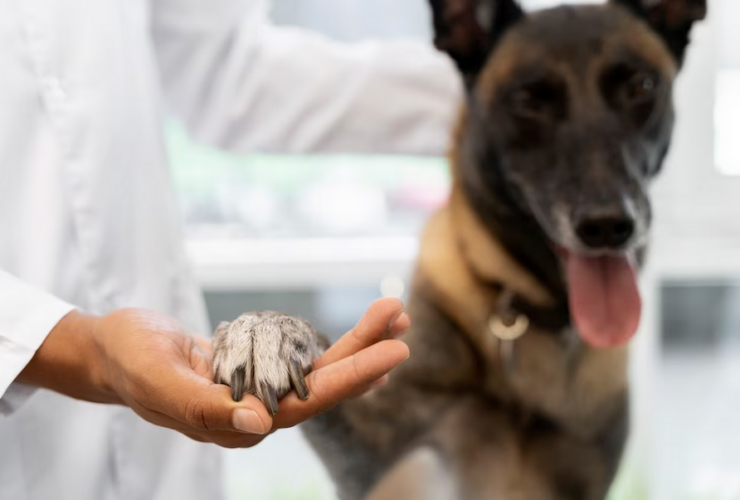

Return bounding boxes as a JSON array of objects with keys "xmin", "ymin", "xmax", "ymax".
[
  {"xmin": 145, "ymin": 367, "xmax": 274, "ymax": 434},
  {"xmin": 273, "ymin": 339, "xmax": 409, "ymax": 429},
  {"xmin": 389, "ymin": 313, "xmax": 411, "ymax": 339},
  {"xmin": 135, "ymin": 407, "xmax": 268, "ymax": 448},
  {"xmin": 188, "ymin": 336, "xmax": 214, "ymax": 380},
  {"xmin": 315, "ymin": 298, "xmax": 406, "ymax": 369},
  {"xmin": 298, "ymin": 374, "xmax": 390, "ymax": 406},
  {"xmin": 330, "ymin": 375, "xmax": 389, "ymax": 400},
  {"xmin": 184, "ymin": 428, "xmax": 267, "ymax": 449},
  {"xmin": 182, "ymin": 428, "xmax": 267, "ymax": 449},
  {"xmin": 194, "ymin": 336, "xmax": 213, "ymax": 358}
]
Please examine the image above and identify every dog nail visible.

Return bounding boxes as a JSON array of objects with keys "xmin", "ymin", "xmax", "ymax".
[
  {"xmin": 289, "ymin": 360, "xmax": 310, "ymax": 401},
  {"xmin": 232, "ymin": 409, "xmax": 266, "ymax": 434},
  {"xmin": 230, "ymin": 367, "xmax": 246, "ymax": 402},
  {"xmin": 261, "ymin": 384, "xmax": 279, "ymax": 416}
]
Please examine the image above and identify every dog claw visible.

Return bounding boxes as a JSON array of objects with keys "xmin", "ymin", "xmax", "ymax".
[
  {"xmin": 213, "ymin": 312, "xmax": 323, "ymax": 414},
  {"xmin": 231, "ymin": 369, "xmax": 245, "ymax": 402},
  {"xmin": 261, "ymin": 383, "xmax": 279, "ymax": 416},
  {"xmin": 289, "ymin": 360, "xmax": 310, "ymax": 401}
]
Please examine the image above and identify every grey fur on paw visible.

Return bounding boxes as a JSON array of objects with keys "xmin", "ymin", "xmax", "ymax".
[{"xmin": 212, "ymin": 311, "xmax": 322, "ymax": 415}]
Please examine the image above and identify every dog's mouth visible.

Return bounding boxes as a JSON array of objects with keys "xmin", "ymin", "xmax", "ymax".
[
  {"xmin": 559, "ymin": 249, "xmax": 641, "ymax": 348},
  {"xmin": 522, "ymin": 195, "xmax": 646, "ymax": 347},
  {"xmin": 530, "ymin": 200, "xmax": 644, "ymax": 348}
]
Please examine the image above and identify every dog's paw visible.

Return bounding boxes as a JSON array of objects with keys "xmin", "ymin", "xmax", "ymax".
[{"xmin": 212, "ymin": 312, "xmax": 323, "ymax": 415}]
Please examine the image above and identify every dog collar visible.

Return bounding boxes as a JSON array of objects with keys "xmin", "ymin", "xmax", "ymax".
[
  {"xmin": 481, "ymin": 280, "xmax": 571, "ymax": 335},
  {"xmin": 487, "ymin": 286, "xmax": 573, "ymax": 377}
]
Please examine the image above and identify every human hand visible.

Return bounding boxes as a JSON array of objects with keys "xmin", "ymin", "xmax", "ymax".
[{"xmin": 18, "ymin": 299, "xmax": 410, "ymax": 448}]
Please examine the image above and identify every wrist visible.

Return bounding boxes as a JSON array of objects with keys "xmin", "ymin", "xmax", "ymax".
[
  {"xmin": 17, "ymin": 310, "xmax": 122, "ymax": 405},
  {"xmin": 87, "ymin": 312, "xmax": 124, "ymax": 404}
]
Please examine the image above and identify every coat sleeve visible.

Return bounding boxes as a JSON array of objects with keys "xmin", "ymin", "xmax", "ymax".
[
  {"xmin": 0, "ymin": 270, "xmax": 75, "ymax": 417},
  {"xmin": 150, "ymin": 0, "xmax": 462, "ymax": 155}
]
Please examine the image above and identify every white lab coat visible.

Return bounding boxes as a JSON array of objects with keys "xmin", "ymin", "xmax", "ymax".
[{"xmin": 0, "ymin": 0, "xmax": 460, "ymax": 499}]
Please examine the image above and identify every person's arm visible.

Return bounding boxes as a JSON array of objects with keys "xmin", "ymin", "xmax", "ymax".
[
  {"xmin": 0, "ymin": 270, "xmax": 75, "ymax": 416},
  {"xmin": 15, "ymin": 297, "xmax": 410, "ymax": 448},
  {"xmin": 151, "ymin": 0, "xmax": 462, "ymax": 155}
]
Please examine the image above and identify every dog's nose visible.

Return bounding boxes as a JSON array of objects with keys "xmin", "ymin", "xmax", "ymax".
[{"xmin": 575, "ymin": 215, "xmax": 634, "ymax": 250}]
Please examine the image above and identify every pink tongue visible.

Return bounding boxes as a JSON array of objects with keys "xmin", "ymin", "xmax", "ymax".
[{"xmin": 567, "ymin": 254, "xmax": 642, "ymax": 348}]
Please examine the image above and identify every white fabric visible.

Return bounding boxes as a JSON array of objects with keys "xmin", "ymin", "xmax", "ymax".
[
  {"xmin": 0, "ymin": 0, "xmax": 460, "ymax": 498},
  {"xmin": 0, "ymin": 271, "xmax": 75, "ymax": 415},
  {"xmin": 152, "ymin": 0, "xmax": 460, "ymax": 154}
]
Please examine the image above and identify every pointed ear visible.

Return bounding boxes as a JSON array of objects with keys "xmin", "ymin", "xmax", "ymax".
[
  {"xmin": 612, "ymin": 0, "xmax": 707, "ymax": 66},
  {"xmin": 429, "ymin": 0, "xmax": 525, "ymax": 83}
]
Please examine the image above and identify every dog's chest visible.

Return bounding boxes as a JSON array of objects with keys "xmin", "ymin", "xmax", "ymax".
[{"xmin": 478, "ymin": 327, "xmax": 629, "ymax": 439}]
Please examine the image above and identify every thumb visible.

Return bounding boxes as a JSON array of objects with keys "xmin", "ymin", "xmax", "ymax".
[
  {"xmin": 273, "ymin": 339, "xmax": 410, "ymax": 429},
  {"xmin": 161, "ymin": 368, "xmax": 274, "ymax": 435}
]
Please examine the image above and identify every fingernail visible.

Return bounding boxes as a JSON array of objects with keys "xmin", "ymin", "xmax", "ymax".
[
  {"xmin": 232, "ymin": 409, "xmax": 266, "ymax": 434},
  {"xmin": 387, "ymin": 308, "xmax": 404, "ymax": 333}
]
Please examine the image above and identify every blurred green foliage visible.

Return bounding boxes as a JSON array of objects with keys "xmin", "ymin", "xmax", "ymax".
[{"xmin": 166, "ymin": 122, "xmax": 450, "ymax": 199}]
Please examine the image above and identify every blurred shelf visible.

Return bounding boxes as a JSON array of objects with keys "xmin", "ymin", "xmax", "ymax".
[
  {"xmin": 188, "ymin": 230, "xmax": 740, "ymax": 292},
  {"xmin": 188, "ymin": 229, "xmax": 740, "ymax": 291},
  {"xmin": 187, "ymin": 237, "xmax": 418, "ymax": 291},
  {"xmin": 648, "ymin": 229, "xmax": 740, "ymax": 282}
]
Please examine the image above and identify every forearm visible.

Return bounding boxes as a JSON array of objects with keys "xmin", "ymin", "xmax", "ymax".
[
  {"xmin": 16, "ymin": 311, "xmax": 121, "ymax": 405},
  {"xmin": 152, "ymin": 0, "xmax": 461, "ymax": 155}
]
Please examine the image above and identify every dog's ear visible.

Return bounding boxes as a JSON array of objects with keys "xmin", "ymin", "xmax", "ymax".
[
  {"xmin": 612, "ymin": 0, "xmax": 706, "ymax": 66},
  {"xmin": 429, "ymin": 0, "xmax": 525, "ymax": 83}
]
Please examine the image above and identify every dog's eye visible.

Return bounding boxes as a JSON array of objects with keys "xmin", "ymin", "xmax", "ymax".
[
  {"xmin": 510, "ymin": 89, "xmax": 541, "ymax": 114},
  {"xmin": 602, "ymin": 64, "xmax": 660, "ymax": 110},
  {"xmin": 623, "ymin": 72, "xmax": 657, "ymax": 105},
  {"xmin": 506, "ymin": 81, "xmax": 566, "ymax": 121}
]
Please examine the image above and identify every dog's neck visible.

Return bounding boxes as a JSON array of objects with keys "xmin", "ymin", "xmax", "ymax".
[
  {"xmin": 416, "ymin": 184, "xmax": 570, "ymax": 351},
  {"xmin": 459, "ymin": 179, "xmax": 568, "ymax": 306},
  {"xmin": 449, "ymin": 186, "xmax": 555, "ymax": 307}
]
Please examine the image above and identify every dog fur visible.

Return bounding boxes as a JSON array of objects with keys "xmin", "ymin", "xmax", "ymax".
[
  {"xmin": 213, "ymin": 312, "xmax": 323, "ymax": 414},
  {"xmin": 213, "ymin": 1, "xmax": 705, "ymax": 498},
  {"xmin": 303, "ymin": 1, "xmax": 705, "ymax": 499}
]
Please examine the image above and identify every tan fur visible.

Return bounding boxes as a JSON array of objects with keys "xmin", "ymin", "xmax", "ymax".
[
  {"xmin": 300, "ymin": 4, "xmax": 703, "ymax": 498},
  {"xmin": 419, "ymin": 95, "xmax": 628, "ymax": 428},
  {"xmin": 475, "ymin": 6, "xmax": 679, "ymax": 110},
  {"xmin": 363, "ymin": 190, "xmax": 628, "ymax": 499},
  {"xmin": 417, "ymin": 179, "xmax": 628, "ymax": 439}
]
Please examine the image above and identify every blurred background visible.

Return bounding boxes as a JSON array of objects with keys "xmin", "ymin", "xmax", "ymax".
[{"xmin": 168, "ymin": 0, "xmax": 740, "ymax": 499}]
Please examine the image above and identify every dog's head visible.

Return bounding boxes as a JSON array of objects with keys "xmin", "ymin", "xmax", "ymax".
[{"xmin": 431, "ymin": 0, "xmax": 705, "ymax": 347}]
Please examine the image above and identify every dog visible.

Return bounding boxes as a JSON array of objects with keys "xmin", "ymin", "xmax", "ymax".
[{"xmin": 212, "ymin": 0, "xmax": 705, "ymax": 498}]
